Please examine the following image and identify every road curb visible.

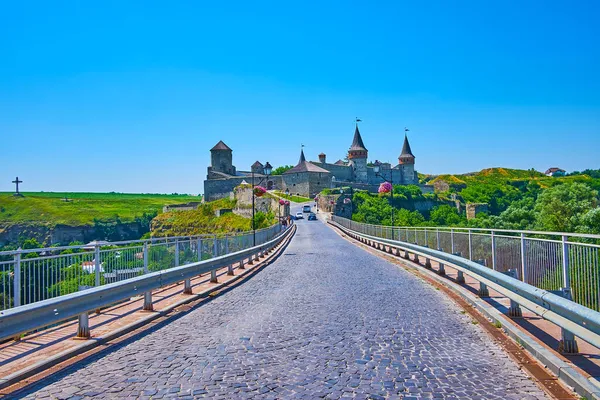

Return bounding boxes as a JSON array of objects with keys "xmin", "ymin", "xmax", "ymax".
[
  {"xmin": 330, "ymin": 221, "xmax": 600, "ymax": 400},
  {"xmin": 0, "ymin": 225, "xmax": 297, "ymax": 394}
]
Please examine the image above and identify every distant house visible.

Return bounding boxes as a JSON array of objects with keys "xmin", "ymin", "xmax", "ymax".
[{"xmin": 545, "ymin": 167, "xmax": 566, "ymax": 177}]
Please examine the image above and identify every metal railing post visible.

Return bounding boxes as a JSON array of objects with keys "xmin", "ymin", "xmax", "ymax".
[
  {"xmin": 424, "ymin": 229, "xmax": 428, "ymax": 247},
  {"xmin": 77, "ymin": 312, "xmax": 90, "ymax": 339},
  {"xmin": 94, "ymin": 244, "xmax": 101, "ymax": 287},
  {"xmin": 562, "ymin": 235, "xmax": 571, "ymax": 290},
  {"xmin": 437, "ymin": 262, "xmax": 446, "ymax": 276},
  {"xmin": 436, "ymin": 228, "xmax": 440, "ymax": 250},
  {"xmin": 520, "ymin": 233, "xmax": 527, "ymax": 283},
  {"xmin": 475, "ymin": 259, "xmax": 489, "ymax": 297},
  {"xmin": 453, "ymin": 252, "xmax": 465, "ymax": 283},
  {"xmin": 210, "ymin": 269, "xmax": 218, "ymax": 283},
  {"xmin": 224, "ymin": 235, "xmax": 229, "ymax": 254},
  {"xmin": 468, "ymin": 229, "xmax": 473, "ymax": 260},
  {"xmin": 197, "ymin": 238, "xmax": 202, "ymax": 262},
  {"xmin": 213, "ymin": 235, "xmax": 218, "ymax": 258},
  {"xmin": 451, "ymin": 229, "xmax": 455, "ymax": 254},
  {"xmin": 491, "ymin": 231, "xmax": 497, "ymax": 271},
  {"xmin": 143, "ymin": 242, "xmax": 153, "ymax": 310},
  {"xmin": 13, "ymin": 250, "xmax": 21, "ymax": 308},
  {"xmin": 174, "ymin": 240, "xmax": 180, "ymax": 267}
]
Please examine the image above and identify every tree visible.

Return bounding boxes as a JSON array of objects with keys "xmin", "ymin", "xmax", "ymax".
[
  {"xmin": 495, "ymin": 197, "xmax": 536, "ymax": 230},
  {"xmin": 429, "ymin": 205, "xmax": 465, "ymax": 226},
  {"xmin": 21, "ymin": 238, "xmax": 42, "ymax": 249},
  {"xmin": 272, "ymin": 165, "xmax": 293, "ymax": 175},
  {"xmin": 578, "ymin": 207, "xmax": 600, "ymax": 234},
  {"xmin": 535, "ymin": 183, "xmax": 598, "ymax": 232}
]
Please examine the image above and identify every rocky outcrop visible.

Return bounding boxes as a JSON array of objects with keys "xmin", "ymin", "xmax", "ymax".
[{"xmin": 0, "ymin": 222, "xmax": 143, "ymax": 247}]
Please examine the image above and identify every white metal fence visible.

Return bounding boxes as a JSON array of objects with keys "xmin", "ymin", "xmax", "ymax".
[
  {"xmin": 332, "ymin": 216, "xmax": 600, "ymax": 311},
  {"xmin": 0, "ymin": 225, "xmax": 282, "ymax": 311}
]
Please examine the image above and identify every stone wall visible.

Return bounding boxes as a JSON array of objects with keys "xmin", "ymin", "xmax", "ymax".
[
  {"xmin": 204, "ymin": 176, "xmax": 284, "ymax": 202},
  {"xmin": 313, "ymin": 162, "xmax": 353, "ymax": 181},
  {"xmin": 317, "ymin": 194, "xmax": 352, "ymax": 219},
  {"xmin": 232, "ymin": 186, "xmax": 290, "ymax": 220},
  {"xmin": 162, "ymin": 202, "xmax": 202, "ymax": 213},
  {"xmin": 466, "ymin": 203, "xmax": 489, "ymax": 219},
  {"xmin": 433, "ymin": 180, "xmax": 467, "ymax": 193},
  {"xmin": 282, "ymin": 171, "xmax": 331, "ymax": 198}
]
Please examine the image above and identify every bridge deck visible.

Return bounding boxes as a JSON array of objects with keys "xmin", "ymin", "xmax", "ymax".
[{"xmin": 15, "ymin": 210, "xmax": 547, "ymax": 399}]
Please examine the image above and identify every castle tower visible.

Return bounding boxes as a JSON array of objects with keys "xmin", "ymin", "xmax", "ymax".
[
  {"xmin": 348, "ymin": 124, "xmax": 368, "ymax": 183},
  {"xmin": 251, "ymin": 161, "xmax": 264, "ymax": 174},
  {"xmin": 318, "ymin": 153, "xmax": 326, "ymax": 164},
  {"xmin": 210, "ymin": 140, "xmax": 235, "ymax": 176},
  {"xmin": 398, "ymin": 134, "xmax": 416, "ymax": 184}
]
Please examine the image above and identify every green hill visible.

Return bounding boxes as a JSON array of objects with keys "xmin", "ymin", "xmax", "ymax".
[{"xmin": 0, "ymin": 192, "xmax": 201, "ymax": 227}]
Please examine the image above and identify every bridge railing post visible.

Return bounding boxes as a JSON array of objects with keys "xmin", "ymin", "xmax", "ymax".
[
  {"xmin": 436, "ymin": 228, "xmax": 440, "ymax": 250},
  {"xmin": 197, "ymin": 238, "xmax": 203, "ymax": 262},
  {"xmin": 143, "ymin": 242, "xmax": 153, "ymax": 310},
  {"xmin": 520, "ymin": 233, "xmax": 527, "ymax": 283},
  {"xmin": 562, "ymin": 235, "xmax": 571, "ymax": 290},
  {"xmin": 13, "ymin": 250, "xmax": 21, "ymax": 309},
  {"xmin": 491, "ymin": 231, "xmax": 497, "ymax": 271},
  {"xmin": 94, "ymin": 244, "xmax": 101, "ymax": 287},
  {"xmin": 468, "ymin": 229, "xmax": 473, "ymax": 260},
  {"xmin": 453, "ymin": 252, "xmax": 465, "ymax": 283},
  {"xmin": 451, "ymin": 229, "xmax": 455, "ymax": 254}
]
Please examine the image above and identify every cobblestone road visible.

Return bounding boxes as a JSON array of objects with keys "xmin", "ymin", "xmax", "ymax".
[{"xmin": 17, "ymin": 210, "xmax": 548, "ymax": 399}]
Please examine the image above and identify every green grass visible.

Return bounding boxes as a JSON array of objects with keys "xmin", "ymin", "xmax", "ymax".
[
  {"xmin": 273, "ymin": 191, "xmax": 312, "ymax": 203},
  {"xmin": 150, "ymin": 198, "xmax": 277, "ymax": 237},
  {"xmin": 0, "ymin": 192, "xmax": 201, "ymax": 226}
]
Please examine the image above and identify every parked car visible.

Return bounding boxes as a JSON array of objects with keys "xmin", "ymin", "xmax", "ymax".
[
  {"xmin": 303, "ymin": 205, "xmax": 312, "ymax": 213},
  {"xmin": 308, "ymin": 213, "xmax": 317, "ymax": 221},
  {"xmin": 295, "ymin": 212, "xmax": 304, "ymax": 219}
]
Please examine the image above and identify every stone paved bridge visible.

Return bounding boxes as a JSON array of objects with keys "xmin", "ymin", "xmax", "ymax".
[{"xmin": 17, "ymin": 207, "xmax": 547, "ymax": 399}]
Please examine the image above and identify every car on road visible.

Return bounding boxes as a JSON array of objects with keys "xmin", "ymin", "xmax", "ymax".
[
  {"xmin": 295, "ymin": 212, "xmax": 304, "ymax": 219},
  {"xmin": 308, "ymin": 213, "xmax": 317, "ymax": 221},
  {"xmin": 303, "ymin": 205, "xmax": 312, "ymax": 213}
]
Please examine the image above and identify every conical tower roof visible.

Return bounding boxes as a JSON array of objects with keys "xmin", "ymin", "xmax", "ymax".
[
  {"xmin": 349, "ymin": 125, "xmax": 368, "ymax": 152},
  {"xmin": 299, "ymin": 148, "xmax": 306, "ymax": 163},
  {"xmin": 284, "ymin": 148, "xmax": 330, "ymax": 174},
  {"xmin": 400, "ymin": 134, "xmax": 415, "ymax": 158},
  {"xmin": 211, "ymin": 140, "xmax": 232, "ymax": 151}
]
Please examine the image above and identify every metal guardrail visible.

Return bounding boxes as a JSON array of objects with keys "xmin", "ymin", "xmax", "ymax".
[
  {"xmin": 330, "ymin": 217, "xmax": 600, "ymax": 353},
  {"xmin": 0, "ymin": 225, "xmax": 294, "ymax": 342},
  {"xmin": 0, "ymin": 225, "xmax": 283, "ymax": 311},
  {"xmin": 332, "ymin": 217, "xmax": 600, "ymax": 311}
]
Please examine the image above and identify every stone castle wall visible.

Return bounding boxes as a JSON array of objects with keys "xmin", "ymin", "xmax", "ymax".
[
  {"xmin": 204, "ymin": 176, "xmax": 284, "ymax": 202},
  {"xmin": 282, "ymin": 171, "xmax": 331, "ymax": 198}
]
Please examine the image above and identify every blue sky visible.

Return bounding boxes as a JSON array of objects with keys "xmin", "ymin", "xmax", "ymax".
[{"xmin": 1, "ymin": 1, "xmax": 598, "ymax": 194}]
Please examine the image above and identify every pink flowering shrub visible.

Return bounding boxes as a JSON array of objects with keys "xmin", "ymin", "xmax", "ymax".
[
  {"xmin": 253, "ymin": 186, "xmax": 266, "ymax": 197},
  {"xmin": 378, "ymin": 182, "xmax": 392, "ymax": 194}
]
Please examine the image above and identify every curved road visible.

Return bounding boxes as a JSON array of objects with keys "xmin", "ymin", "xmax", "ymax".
[{"xmin": 19, "ymin": 205, "xmax": 547, "ymax": 399}]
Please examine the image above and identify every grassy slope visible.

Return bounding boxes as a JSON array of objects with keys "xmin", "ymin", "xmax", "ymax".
[
  {"xmin": 427, "ymin": 167, "xmax": 544, "ymax": 185},
  {"xmin": 150, "ymin": 198, "xmax": 276, "ymax": 237},
  {"xmin": 273, "ymin": 191, "xmax": 312, "ymax": 203},
  {"xmin": 0, "ymin": 192, "xmax": 200, "ymax": 226}
]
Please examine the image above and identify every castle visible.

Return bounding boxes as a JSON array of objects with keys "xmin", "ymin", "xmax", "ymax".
[{"xmin": 204, "ymin": 125, "xmax": 423, "ymax": 202}]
